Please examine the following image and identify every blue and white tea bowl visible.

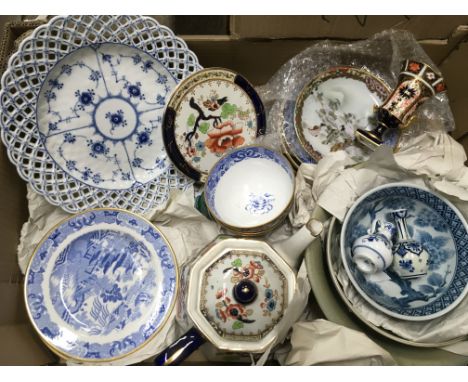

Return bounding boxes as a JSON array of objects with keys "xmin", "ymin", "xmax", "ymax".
[
  {"xmin": 204, "ymin": 146, "xmax": 295, "ymax": 236},
  {"xmin": 340, "ymin": 183, "xmax": 468, "ymax": 321}
]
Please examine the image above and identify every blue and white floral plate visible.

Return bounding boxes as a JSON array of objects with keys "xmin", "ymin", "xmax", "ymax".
[
  {"xmin": 25, "ymin": 209, "xmax": 178, "ymax": 362},
  {"xmin": 341, "ymin": 183, "xmax": 468, "ymax": 321},
  {"xmin": 0, "ymin": 15, "xmax": 201, "ymax": 213}
]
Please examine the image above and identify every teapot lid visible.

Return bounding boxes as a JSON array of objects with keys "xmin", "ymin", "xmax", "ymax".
[{"xmin": 187, "ymin": 237, "xmax": 296, "ymax": 352}]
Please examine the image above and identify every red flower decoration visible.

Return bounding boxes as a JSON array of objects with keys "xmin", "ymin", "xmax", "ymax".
[
  {"xmin": 408, "ymin": 62, "xmax": 421, "ymax": 73},
  {"xmin": 205, "ymin": 121, "xmax": 245, "ymax": 154},
  {"xmin": 435, "ymin": 82, "xmax": 446, "ymax": 93}
]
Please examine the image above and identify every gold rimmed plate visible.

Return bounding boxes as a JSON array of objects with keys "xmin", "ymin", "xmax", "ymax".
[
  {"xmin": 163, "ymin": 68, "xmax": 266, "ymax": 183},
  {"xmin": 294, "ymin": 66, "xmax": 399, "ymax": 162},
  {"xmin": 24, "ymin": 208, "xmax": 178, "ymax": 363}
]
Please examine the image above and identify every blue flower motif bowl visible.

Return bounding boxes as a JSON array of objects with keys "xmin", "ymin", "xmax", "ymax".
[
  {"xmin": 24, "ymin": 209, "xmax": 178, "ymax": 362},
  {"xmin": 340, "ymin": 183, "xmax": 468, "ymax": 321},
  {"xmin": 204, "ymin": 146, "xmax": 295, "ymax": 236}
]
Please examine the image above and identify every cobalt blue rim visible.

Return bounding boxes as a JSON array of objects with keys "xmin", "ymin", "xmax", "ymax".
[
  {"xmin": 204, "ymin": 145, "xmax": 295, "ymax": 232},
  {"xmin": 24, "ymin": 208, "xmax": 178, "ymax": 362},
  {"xmin": 162, "ymin": 68, "xmax": 266, "ymax": 183},
  {"xmin": 341, "ymin": 183, "xmax": 468, "ymax": 320}
]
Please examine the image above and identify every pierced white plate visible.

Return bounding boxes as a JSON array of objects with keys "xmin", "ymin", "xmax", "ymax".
[{"xmin": 0, "ymin": 15, "xmax": 201, "ymax": 213}]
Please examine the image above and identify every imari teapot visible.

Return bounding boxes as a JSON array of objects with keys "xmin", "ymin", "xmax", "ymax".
[{"xmin": 154, "ymin": 217, "xmax": 325, "ymax": 365}]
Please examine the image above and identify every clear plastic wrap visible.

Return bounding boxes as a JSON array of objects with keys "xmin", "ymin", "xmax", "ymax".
[{"xmin": 257, "ymin": 29, "xmax": 454, "ymax": 154}]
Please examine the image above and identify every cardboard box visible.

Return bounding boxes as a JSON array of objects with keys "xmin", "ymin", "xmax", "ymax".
[
  {"xmin": 230, "ymin": 15, "xmax": 468, "ymax": 40},
  {"xmin": 0, "ymin": 16, "xmax": 467, "ymax": 365}
]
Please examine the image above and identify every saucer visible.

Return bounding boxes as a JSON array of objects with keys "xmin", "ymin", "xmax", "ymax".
[{"xmin": 341, "ymin": 183, "xmax": 468, "ymax": 321}]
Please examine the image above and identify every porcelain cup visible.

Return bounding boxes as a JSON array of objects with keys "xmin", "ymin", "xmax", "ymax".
[{"xmin": 204, "ymin": 145, "xmax": 295, "ymax": 236}]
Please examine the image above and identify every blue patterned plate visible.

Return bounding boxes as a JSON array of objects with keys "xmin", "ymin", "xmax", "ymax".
[
  {"xmin": 341, "ymin": 183, "xmax": 468, "ymax": 321},
  {"xmin": 0, "ymin": 15, "xmax": 201, "ymax": 213},
  {"xmin": 25, "ymin": 209, "xmax": 178, "ymax": 362}
]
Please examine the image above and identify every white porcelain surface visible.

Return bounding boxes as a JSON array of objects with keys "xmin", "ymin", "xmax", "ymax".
[
  {"xmin": 294, "ymin": 67, "xmax": 396, "ymax": 163},
  {"xmin": 205, "ymin": 146, "xmax": 294, "ymax": 230},
  {"xmin": 0, "ymin": 15, "xmax": 201, "ymax": 213},
  {"xmin": 187, "ymin": 237, "xmax": 296, "ymax": 352},
  {"xmin": 37, "ymin": 43, "xmax": 175, "ymax": 190},
  {"xmin": 352, "ymin": 221, "xmax": 395, "ymax": 274},
  {"xmin": 341, "ymin": 183, "xmax": 468, "ymax": 321},
  {"xmin": 215, "ymin": 158, "xmax": 293, "ymax": 227}
]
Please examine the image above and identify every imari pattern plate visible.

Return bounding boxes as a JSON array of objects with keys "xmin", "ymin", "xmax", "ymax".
[
  {"xmin": 25, "ymin": 209, "xmax": 178, "ymax": 362},
  {"xmin": 0, "ymin": 15, "xmax": 201, "ymax": 213},
  {"xmin": 341, "ymin": 184, "xmax": 468, "ymax": 321},
  {"xmin": 163, "ymin": 68, "xmax": 266, "ymax": 183}
]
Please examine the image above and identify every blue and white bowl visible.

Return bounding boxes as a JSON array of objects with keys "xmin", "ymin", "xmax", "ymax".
[
  {"xmin": 340, "ymin": 183, "xmax": 468, "ymax": 321},
  {"xmin": 204, "ymin": 146, "xmax": 295, "ymax": 236},
  {"xmin": 24, "ymin": 209, "xmax": 178, "ymax": 362}
]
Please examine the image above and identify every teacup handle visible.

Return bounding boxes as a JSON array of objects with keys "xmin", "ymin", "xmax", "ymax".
[{"xmin": 154, "ymin": 327, "xmax": 206, "ymax": 366}]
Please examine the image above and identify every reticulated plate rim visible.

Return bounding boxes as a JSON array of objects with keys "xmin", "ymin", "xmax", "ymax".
[{"xmin": 0, "ymin": 15, "xmax": 202, "ymax": 213}]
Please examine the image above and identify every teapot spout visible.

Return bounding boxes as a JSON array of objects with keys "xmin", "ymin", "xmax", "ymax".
[{"xmin": 272, "ymin": 219, "xmax": 324, "ymax": 271}]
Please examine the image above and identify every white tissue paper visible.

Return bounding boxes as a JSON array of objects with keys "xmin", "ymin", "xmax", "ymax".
[{"xmin": 314, "ymin": 132, "xmax": 468, "ymax": 354}]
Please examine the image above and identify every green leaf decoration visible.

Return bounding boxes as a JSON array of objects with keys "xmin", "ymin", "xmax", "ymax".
[
  {"xmin": 231, "ymin": 258, "xmax": 242, "ymax": 267},
  {"xmin": 220, "ymin": 103, "xmax": 237, "ymax": 119},
  {"xmin": 199, "ymin": 122, "xmax": 210, "ymax": 134},
  {"xmin": 187, "ymin": 113, "xmax": 196, "ymax": 127},
  {"xmin": 232, "ymin": 321, "xmax": 244, "ymax": 330}
]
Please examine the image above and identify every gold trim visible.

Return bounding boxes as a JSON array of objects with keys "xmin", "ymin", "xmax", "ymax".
[
  {"xmin": 23, "ymin": 207, "xmax": 180, "ymax": 364},
  {"xmin": 294, "ymin": 66, "xmax": 396, "ymax": 158},
  {"xmin": 203, "ymin": 144, "xmax": 296, "ymax": 237}
]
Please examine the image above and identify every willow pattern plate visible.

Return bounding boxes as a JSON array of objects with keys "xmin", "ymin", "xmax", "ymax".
[
  {"xmin": 0, "ymin": 15, "xmax": 201, "ymax": 213},
  {"xmin": 25, "ymin": 209, "xmax": 178, "ymax": 362},
  {"xmin": 341, "ymin": 183, "xmax": 468, "ymax": 321},
  {"xmin": 163, "ymin": 68, "xmax": 266, "ymax": 183},
  {"xmin": 294, "ymin": 66, "xmax": 398, "ymax": 163}
]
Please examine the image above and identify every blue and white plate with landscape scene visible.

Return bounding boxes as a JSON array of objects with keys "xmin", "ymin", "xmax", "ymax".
[
  {"xmin": 0, "ymin": 15, "xmax": 201, "ymax": 214},
  {"xmin": 25, "ymin": 209, "xmax": 178, "ymax": 362},
  {"xmin": 340, "ymin": 183, "xmax": 468, "ymax": 321}
]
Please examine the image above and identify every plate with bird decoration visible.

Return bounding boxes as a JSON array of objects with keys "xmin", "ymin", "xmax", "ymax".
[
  {"xmin": 162, "ymin": 68, "xmax": 266, "ymax": 182},
  {"xmin": 294, "ymin": 66, "xmax": 400, "ymax": 163},
  {"xmin": 0, "ymin": 15, "xmax": 201, "ymax": 214},
  {"xmin": 24, "ymin": 209, "xmax": 178, "ymax": 362}
]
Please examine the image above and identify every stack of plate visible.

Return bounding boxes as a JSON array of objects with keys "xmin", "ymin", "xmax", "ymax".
[
  {"xmin": 306, "ymin": 184, "xmax": 468, "ymax": 365},
  {"xmin": 1, "ymin": 15, "xmax": 269, "ymax": 364},
  {"xmin": 24, "ymin": 209, "xmax": 178, "ymax": 363},
  {"xmin": 279, "ymin": 66, "xmax": 400, "ymax": 168}
]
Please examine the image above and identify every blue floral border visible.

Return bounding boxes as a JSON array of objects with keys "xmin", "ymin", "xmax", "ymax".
[
  {"xmin": 205, "ymin": 146, "xmax": 294, "ymax": 217},
  {"xmin": 344, "ymin": 185, "xmax": 468, "ymax": 317},
  {"xmin": 25, "ymin": 209, "xmax": 177, "ymax": 360}
]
